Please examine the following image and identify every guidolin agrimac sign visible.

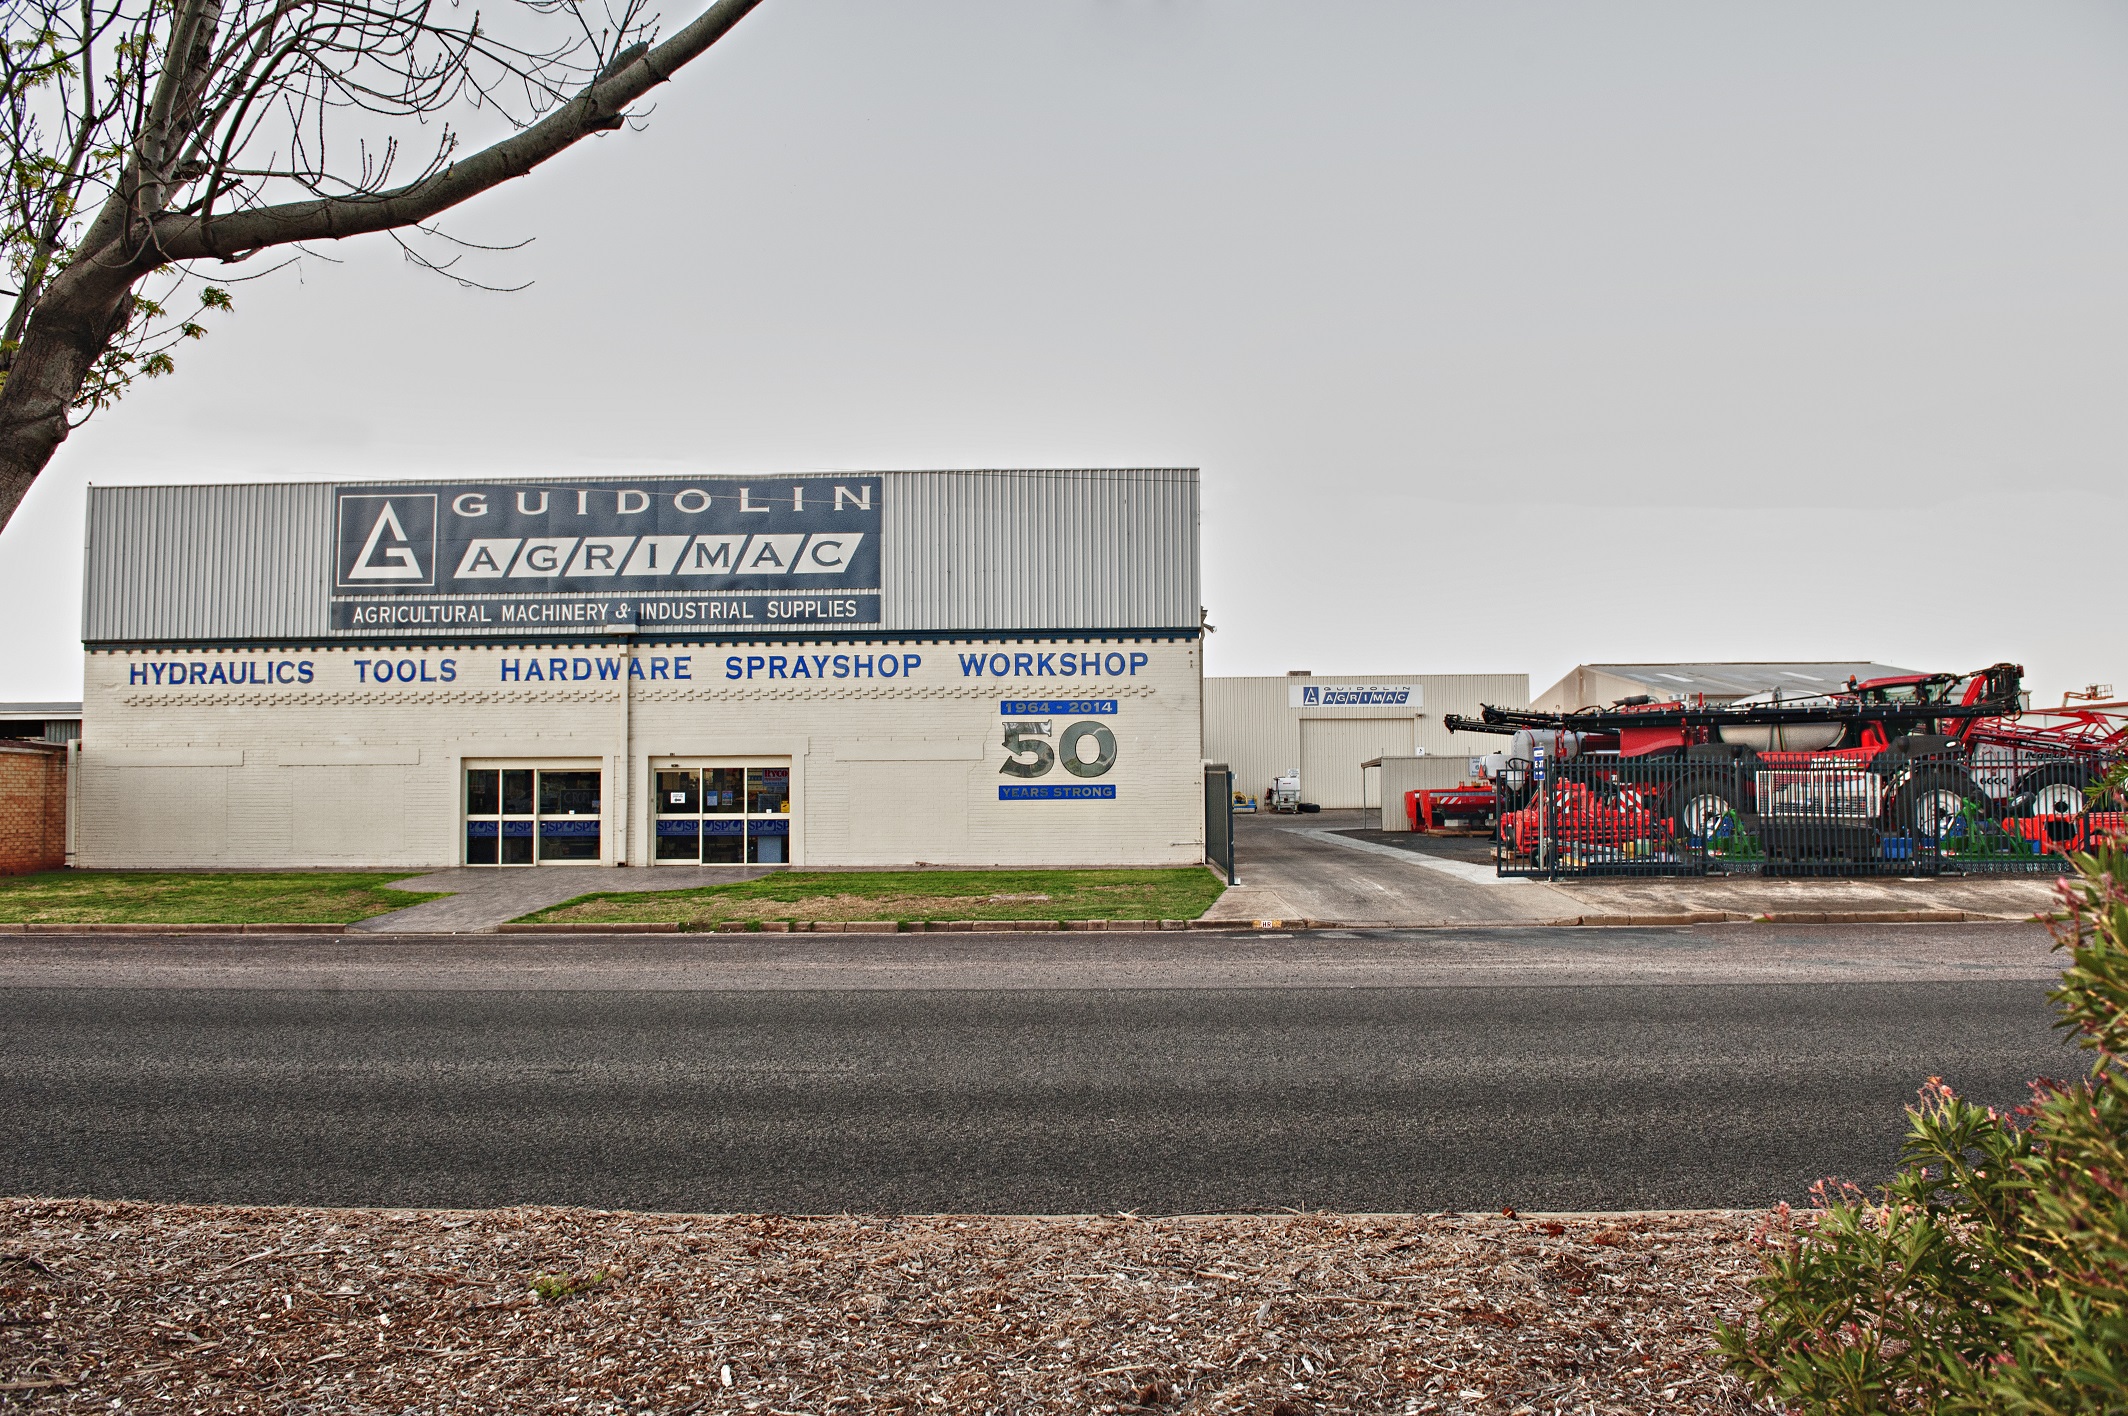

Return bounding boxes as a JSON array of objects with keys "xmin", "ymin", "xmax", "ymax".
[{"xmin": 330, "ymin": 477, "xmax": 883, "ymax": 634}]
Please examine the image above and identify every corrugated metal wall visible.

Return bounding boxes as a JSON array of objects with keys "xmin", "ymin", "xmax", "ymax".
[
  {"xmin": 880, "ymin": 469, "xmax": 1198, "ymax": 633},
  {"xmin": 82, "ymin": 470, "xmax": 1199, "ymax": 644},
  {"xmin": 1206, "ymin": 673, "xmax": 1530, "ymax": 810},
  {"xmin": 83, "ymin": 482, "xmax": 336, "ymax": 644}
]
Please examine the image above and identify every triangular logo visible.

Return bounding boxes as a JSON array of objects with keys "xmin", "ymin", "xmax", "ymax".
[{"xmin": 346, "ymin": 501, "xmax": 426, "ymax": 580}]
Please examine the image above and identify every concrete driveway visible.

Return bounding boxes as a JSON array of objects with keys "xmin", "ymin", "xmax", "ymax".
[
  {"xmin": 1203, "ymin": 811, "xmax": 1578, "ymax": 924},
  {"xmin": 1208, "ymin": 809, "xmax": 2060, "ymax": 925}
]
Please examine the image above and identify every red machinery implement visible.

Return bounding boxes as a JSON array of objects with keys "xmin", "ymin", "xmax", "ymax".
[
  {"xmin": 1405, "ymin": 785, "xmax": 1498, "ymax": 832},
  {"xmin": 1441, "ymin": 664, "xmax": 2128, "ymax": 869}
]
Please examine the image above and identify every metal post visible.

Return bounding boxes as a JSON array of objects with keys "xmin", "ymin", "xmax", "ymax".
[
  {"xmin": 1225, "ymin": 769, "xmax": 1238, "ymax": 885},
  {"xmin": 1534, "ymin": 745, "xmax": 1550, "ymax": 881}
]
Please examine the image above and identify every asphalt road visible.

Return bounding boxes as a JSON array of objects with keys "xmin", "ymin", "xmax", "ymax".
[{"xmin": 0, "ymin": 926, "xmax": 2073, "ymax": 1214}]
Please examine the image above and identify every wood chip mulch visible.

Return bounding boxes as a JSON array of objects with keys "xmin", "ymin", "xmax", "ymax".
[{"xmin": 0, "ymin": 1198, "xmax": 1778, "ymax": 1414}]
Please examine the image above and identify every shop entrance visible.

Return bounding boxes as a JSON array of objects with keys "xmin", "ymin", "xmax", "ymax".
[
  {"xmin": 654, "ymin": 762, "xmax": 791, "ymax": 864},
  {"xmin": 464, "ymin": 765, "xmax": 602, "ymax": 865}
]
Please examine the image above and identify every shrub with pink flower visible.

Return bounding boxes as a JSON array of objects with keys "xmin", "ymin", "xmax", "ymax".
[{"xmin": 1719, "ymin": 768, "xmax": 2128, "ymax": 1414}]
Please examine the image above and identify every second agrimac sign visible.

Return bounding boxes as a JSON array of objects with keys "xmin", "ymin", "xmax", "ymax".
[{"xmin": 330, "ymin": 477, "xmax": 882, "ymax": 634}]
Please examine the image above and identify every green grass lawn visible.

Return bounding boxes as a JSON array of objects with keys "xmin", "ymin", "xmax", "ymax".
[
  {"xmin": 0, "ymin": 871, "xmax": 447, "ymax": 924},
  {"xmin": 521, "ymin": 868, "xmax": 1225, "ymax": 927}
]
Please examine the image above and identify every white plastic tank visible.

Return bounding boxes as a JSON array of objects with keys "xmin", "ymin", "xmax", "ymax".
[{"xmin": 1714, "ymin": 688, "xmax": 1848, "ymax": 752}]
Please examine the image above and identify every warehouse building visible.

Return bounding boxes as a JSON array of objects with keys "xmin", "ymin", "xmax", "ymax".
[
  {"xmin": 1205, "ymin": 671, "xmax": 1529, "ymax": 811},
  {"xmin": 78, "ymin": 469, "xmax": 1205, "ymax": 870}
]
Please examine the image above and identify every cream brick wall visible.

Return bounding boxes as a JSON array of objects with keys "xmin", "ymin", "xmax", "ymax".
[{"xmin": 79, "ymin": 637, "xmax": 1205, "ymax": 869}]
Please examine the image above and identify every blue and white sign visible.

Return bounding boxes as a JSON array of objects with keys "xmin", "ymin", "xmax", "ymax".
[
  {"xmin": 330, "ymin": 477, "xmax": 882, "ymax": 634},
  {"xmin": 1289, "ymin": 683, "xmax": 1422, "ymax": 708},
  {"xmin": 1000, "ymin": 784, "xmax": 1117, "ymax": 800},
  {"xmin": 1000, "ymin": 699, "xmax": 1118, "ymax": 715}
]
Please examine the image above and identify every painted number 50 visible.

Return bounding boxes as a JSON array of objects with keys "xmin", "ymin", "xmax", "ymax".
[{"xmin": 1000, "ymin": 719, "xmax": 1117, "ymax": 779}]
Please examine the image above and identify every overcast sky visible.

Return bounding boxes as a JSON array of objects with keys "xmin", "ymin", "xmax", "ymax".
[{"xmin": 3, "ymin": 0, "xmax": 2124, "ymax": 705}]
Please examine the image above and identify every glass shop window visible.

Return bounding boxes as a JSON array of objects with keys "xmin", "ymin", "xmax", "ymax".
[{"xmin": 465, "ymin": 766, "xmax": 601, "ymax": 866}]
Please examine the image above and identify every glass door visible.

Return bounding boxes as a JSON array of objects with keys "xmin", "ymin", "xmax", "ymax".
[
  {"xmin": 651, "ymin": 762, "xmax": 792, "ymax": 864},
  {"xmin": 465, "ymin": 766, "xmax": 600, "ymax": 866}
]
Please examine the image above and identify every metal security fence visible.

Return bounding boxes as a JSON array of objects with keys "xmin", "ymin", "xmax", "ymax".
[{"xmin": 1493, "ymin": 747, "xmax": 2120, "ymax": 879}]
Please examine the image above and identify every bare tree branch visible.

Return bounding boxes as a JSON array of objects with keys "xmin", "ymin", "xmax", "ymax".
[{"xmin": 0, "ymin": 0, "xmax": 767, "ymax": 533}]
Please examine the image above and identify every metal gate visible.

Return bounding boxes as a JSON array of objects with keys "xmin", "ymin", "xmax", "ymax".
[{"xmin": 1204, "ymin": 764, "xmax": 1235, "ymax": 885}]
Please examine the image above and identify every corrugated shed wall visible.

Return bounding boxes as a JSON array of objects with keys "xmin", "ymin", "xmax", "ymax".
[
  {"xmin": 82, "ymin": 470, "xmax": 1199, "ymax": 644},
  {"xmin": 83, "ymin": 482, "xmax": 335, "ymax": 644},
  {"xmin": 880, "ymin": 469, "xmax": 1197, "ymax": 633}
]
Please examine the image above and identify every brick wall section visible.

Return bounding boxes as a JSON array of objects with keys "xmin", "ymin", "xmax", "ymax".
[{"xmin": 0, "ymin": 741, "xmax": 67, "ymax": 874}]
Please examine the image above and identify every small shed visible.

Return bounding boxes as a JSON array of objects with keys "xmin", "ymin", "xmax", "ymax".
[{"xmin": 1362, "ymin": 755, "xmax": 1489, "ymax": 832}]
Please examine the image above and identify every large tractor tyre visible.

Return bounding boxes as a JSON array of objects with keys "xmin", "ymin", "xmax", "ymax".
[
  {"xmin": 1869, "ymin": 734, "xmax": 1960, "ymax": 779},
  {"xmin": 1888, "ymin": 769, "xmax": 1991, "ymax": 840},
  {"xmin": 2009, "ymin": 762, "xmax": 2097, "ymax": 818},
  {"xmin": 1667, "ymin": 774, "xmax": 1757, "ymax": 844}
]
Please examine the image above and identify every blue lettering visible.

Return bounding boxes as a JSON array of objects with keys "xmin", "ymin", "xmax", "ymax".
[
  {"xmin": 833, "ymin": 654, "xmax": 850, "ymax": 678},
  {"xmin": 675, "ymin": 657, "xmax": 691, "ymax": 680},
  {"xmin": 790, "ymin": 656, "xmax": 812, "ymax": 679},
  {"xmin": 1014, "ymin": 653, "xmax": 1032, "ymax": 676},
  {"xmin": 723, "ymin": 656, "xmax": 740, "ymax": 680},
  {"xmin": 745, "ymin": 655, "xmax": 765, "ymax": 678},
  {"xmin": 879, "ymin": 654, "xmax": 900, "ymax": 678},
  {"xmin": 597, "ymin": 658, "xmax": 621, "ymax": 681},
  {"xmin": 1035, "ymin": 653, "xmax": 1054, "ymax": 676},
  {"xmin": 189, "ymin": 663, "xmax": 207, "ymax": 684},
  {"xmin": 812, "ymin": 655, "xmax": 831, "ymax": 677},
  {"xmin": 209, "ymin": 663, "xmax": 228, "ymax": 685},
  {"xmin": 274, "ymin": 662, "xmax": 291, "ymax": 684},
  {"xmin": 768, "ymin": 656, "xmax": 788, "ymax": 679},
  {"xmin": 633, "ymin": 659, "xmax": 650, "ymax": 680},
  {"xmin": 1129, "ymin": 652, "xmax": 1148, "ymax": 675},
  {"xmin": 526, "ymin": 661, "xmax": 546, "ymax": 681},
  {"xmin": 398, "ymin": 659, "xmax": 419, "ymax": 683},
  {"xmin": 572, "ymin": 658, "xmax": 592, "ymax": 681},
  {"xmin": 354, "ymin": 659, "xmax": 371, "ymax": 683},
  {"xmin": 501, "ymin": 660, "xmax": 520, "ymax": 681},
  {"xmin": 548, "ymin": 658, "xmax": 568, "ymax": 681},
  {"xmin": 1106, "ymin": 652, "xmax": 1126, "ymax": 675},
  {"xmin": 902, "ymin": 654, "xmax": 921, "ymax": 677},
  {"xmin": 854, "ymin": 655, "xmax": 874, "ymax": 677},
  {"xmin": 440, "ymin": 659, "xmax": 456, "ymax": 683},
  {"xmin": 958, "ymin": 653, "xmax": 987, "ymax": 676},
  {"xmin": 130, "ymin": 664, "xmax": 148, "ymax": 685},
  {"xmin": 420, "ymin": 659, "xmax": 437, "ymax": 683},
  {"xmin": 989, "ymin": 654, "xmax": 1009, "ymax": 676},
  {"xmin": 651, "ymin": 658, "xmax": 670, "ymax": 680},
  {"xmin": 298, "ymin": 661, "xmax": 315, "ymax": 684}
]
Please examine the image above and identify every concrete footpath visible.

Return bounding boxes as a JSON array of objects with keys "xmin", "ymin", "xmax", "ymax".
[
  {"xmin": 0, "ymin": 921, "xmax": 2061, "ymax": 991},
  {"xmin": 1202, "ymin": 810, "xmax": 2062, "ymax": 926},
  {"xmin": 349, "ymin": 865, "xmax": 781, "ymax": 934}
]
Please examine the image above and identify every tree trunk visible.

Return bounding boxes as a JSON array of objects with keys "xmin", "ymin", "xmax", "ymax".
[{"xmin": 0, "ymin": 255, "xmax": 152, "ymax": 530}]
